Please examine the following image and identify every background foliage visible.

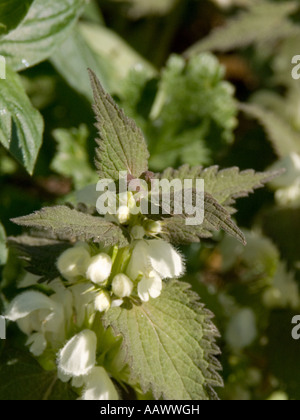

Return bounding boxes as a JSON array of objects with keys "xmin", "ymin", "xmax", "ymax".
[{"xmin": 0, "ymin": 0, "xmax": 300, "ymax": 400}]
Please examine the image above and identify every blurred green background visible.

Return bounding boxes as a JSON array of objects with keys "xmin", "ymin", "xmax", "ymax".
[{"xmin": 0, "ymin": 0, "xmax": 300, "ymax": 400}]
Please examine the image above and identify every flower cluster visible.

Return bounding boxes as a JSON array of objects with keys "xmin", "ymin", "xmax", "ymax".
[
  {"xmin": 5, "ymin": 227, "xmax": 185, "ymax": 399},
  {"xmin": 56, "ymin": 234, "xmax": 184, "ymax": 308}
]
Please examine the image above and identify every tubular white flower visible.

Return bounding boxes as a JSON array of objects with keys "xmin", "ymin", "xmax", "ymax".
[
  {"xmin": 112, "ymin": 274, "xmax": 134, "ymax": 298},
  {"xmin": 70, "ymin": 283, "xmax": 96, "ymax": 328},
  {"xmin": 5, "ymin": 291, "xmax": 57, "ymax": 322},
  {"xmin": 127, "ymin": 239, "xmax": 185, "ymax": 281},
  {"xmin": 117, "ymin": 205, "xmax": 131, "ymax": 225},
  {"xmin": 56, "ymin": 245, "xmax": 91, "ymax": 281},
  {"xmin": 94, "ymin": 291, "xmax": 111, "ymax": 313},
  {"xmin": 26, "ymin": 333, "xmax": 47, "ymax": 357},
  {"xmin": 138, "ymin": 271, "xmax": 163, "ymax": 302},
  {"xmin": 81, "ymin": 367, "xmax": 119, "ymax": 400},
  {"xmin": 86, "ymin": 253, "xmax": 112, "ymax": 285},
  {"xmin": 57, "ymin": 330, "xmax": 97, "ymax": 379}
]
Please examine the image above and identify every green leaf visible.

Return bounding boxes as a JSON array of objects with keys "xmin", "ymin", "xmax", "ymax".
[
  {"xmin": 51, "ymin": 26, "xmax": 112, "ymax": 101},
  {"xmin": 147, "ymin": 54, "xmax": 237, "ymax": 171},
  {"xmin": 0, "ymin": 0, "xmax": 85, "ymax": 71},
  {"xmin": 159, "ymin": 164, "xmax": 280, "ymax": 213},
  {"xmin": 0, "ymin": 222, "xmax": 8, "ymax": 265},
  {"xmin": 0, "ymin": 66, "xmax": 44, "ymax": 174},
  {"xmin": 186, "ymin": 1, "xmax": 299, "ymax": 56},
  {"xmin": 0, "ymin": 0, "xmax": 34, "ymax": 36},
  {"xmin": 103, "ymin": 280, "xmax": 223, "ymax": 400},
  {"xmin": 8, "ymin": 235, "xmax": 72, "ymax": 282},
  {"xmin": 11, "ymin": 206, "xmax": 129, "ymax": 247},
  {"xmin": 79, "ymin": 22, "xmax": 156, "ymax": 95},
  {"xmin": 89, "ymin": 69, "xmax": 150, "ymax": 180},
  {"xmin": 51, "ymin": 125, "xmax": 98, "ymax": 189},
  {"xmin": 0, "ymin": 348, "xmax": 76, "ymax": 400},
  {"xmin": 159, "ymin": 193, "xmax": 246, "ymax": 245},
  {"xmin": 240, "ymin": 103, "xmax": 300, "ymax": 157}
]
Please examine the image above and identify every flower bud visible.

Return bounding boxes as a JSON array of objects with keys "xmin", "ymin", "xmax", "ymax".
[
  {"xmin": 112, "ymin": 274, "xmax": 134, "ymax": 298},
  {"xmin": 86, "ymin": 253, "xmax": 112, "ymax": 285},
  {"xmin": 145, "ymin": 221, "xmax": 162, "ymax": 235},
  {"xmin": 57, "ymin": 245, "xmax": 91, "ymax": 281},
  {"xmin": 117, "ymin": 205, "xmax": 130, "ymax": 225},
  {"xmin": 94, "ymin": 291, "xmax": 111, "ymax": 312},
  {"xmin": 131, "ymin": 225, "xmax": 145, "ymax": 240}
]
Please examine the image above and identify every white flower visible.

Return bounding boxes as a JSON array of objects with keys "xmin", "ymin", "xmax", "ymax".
[
  {"xmin": 86, "ymin": 253, "xmax": 112, "ymax": 285},
  {"xmin": 117, "ymin": 206, "xmax": 130, "ymax": 225},
  {"xmin": 145, "ymin": 221, "xmax": 162, "ymax": 235},
  {"xmin": 82, "ymin": 367, "xmax": 119, "ymax": 400},
  {"xmin": 112, "ymin": 274, "xmax": 133, "ymax": 298},
  {"xmin": 127, "ymin": 239, "xmax": 185, "ymax": 281},
  {"xmin": 5, "ymin": 289, "xmax": 68, "ymax": 355},
  {"xmin": 94, "ymin": 291, "xmax": 111, "ymax": 312},
  {"xmin": 56, "ymin": 244, "xmax": 91, "ymax": 281},
  {"xmin": 57, "ymin": 330, "xmax": 97, "ymax": 379},
  {"xmin": 137, "ymin": 271, "xmax": 162, "ymax": 302},
  {"xmin": 26, "ymin": 333, "xmax": 47, "ymax": 357},
  {"xmin": 69, "ymin": 283, "xmax": 97, "ymax": 328}
]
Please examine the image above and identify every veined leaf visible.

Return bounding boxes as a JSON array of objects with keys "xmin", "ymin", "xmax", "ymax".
[
  {"xmin": 186, "ymin": 1, "xmax": 299, "ymax": 57},
  {"xmin": 11, "ymin": 206, "xmax": 129, "ymax": 247},
  {"xmin": 159, "ymin": 164, "xmax": 280, "ymax": 213},
  {"xmin": 0, "ymin": 66, "xmax": 44, "ymax": 174},
  {"xmin": 0, "ymin": 222, "xmax": 8, "ymax": 266},
  {"xmin": 51, "ymin": 27, "xmax": 112, "ymax": 101},
  {"xmin": 0, "ymin": 0, "xmax": 85, "ymax": 71},
  {"xmin": 103, "ymin": 280, "xmax": 223, "ymax": 400},
  {"xmin": 89, "ymin": 69, "xmax": 149, "ymax": 180},
  {"xmin": 0, "ymin": 0, "xmax": 34, "ymax": 36},
  {"xmin": 158, "ymin": 193, "xmax": 246, "ymax": 245}
]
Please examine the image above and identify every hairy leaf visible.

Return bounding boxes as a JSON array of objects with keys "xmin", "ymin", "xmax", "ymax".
[
  {"xmin": 159, "ymin": 164, "xmax": 280, "ymax": 213},
  {"xmin": 186, "ymin": 1, "xmax": 299, "ymax": 56},
  {"xmin": 159, "ymin": 193, "xmax": 246, "ymax": 245},
  {"xmin": 0, "ymin": 348, "xmax": 76, "ymax": 400},
  {"xmin": 103, "ymin": 280, "xmax": 223, "ymax": 400},
  {"xmin": 89, "ymin": 69, "xmax": 150, "ymax": 180},
  {"xmin": 0, "ymin": 66, "xmax": 44, "ymax": 174},
  {"xmin": 11, "ymin": 206, "xmax": 129, "ymax": 247},
  {"xmin": 0, "ymin": 0, "xmax": 85, "ymax": 71},
  {"xmin": 0, "ymin": 0, "xmax": 34, "ymax": 36}
]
